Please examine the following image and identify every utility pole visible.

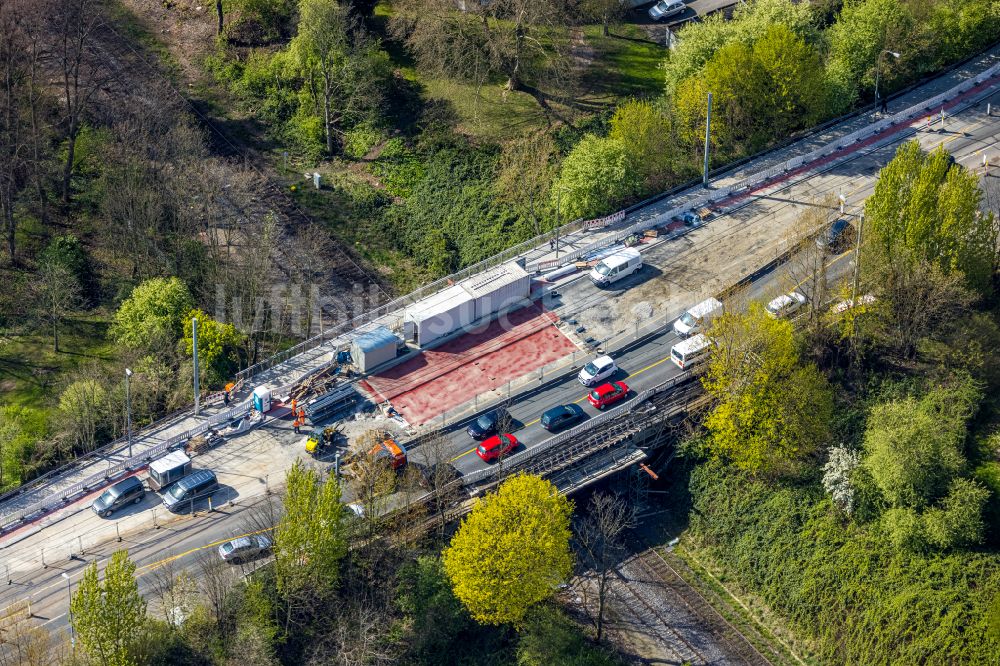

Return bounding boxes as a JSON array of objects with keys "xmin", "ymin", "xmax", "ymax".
[
  {"xmin": 852, "ymin": 212, "xmax": 864, "ymax": 303},
  {"xmin": 703, "ymin": 92, "xmax": 712, "ymax": 187},
  {"xmin": 555, "ymin": 188, "xmax": 561, "ymax": 258},
  {"xmin": 125, "ymin": 368, "xmax": 133, "ymax": 458},
  {"xmin": 192, "ymin": 318, "xmax": 200, "ymax": 416}
]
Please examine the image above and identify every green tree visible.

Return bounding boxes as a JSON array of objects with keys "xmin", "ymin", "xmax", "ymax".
[
  {"xmin": 182, "ymin": 310, "xmax": 243, "ymax": 388},
  {"xmin": 662, "ymin": 0, "xmax": 816, "ymax": 96},
  {"xmin": 273, "ymin": 460, "xmax": 348, "ymax": 602},
  {"xmin": 38, "ymin": 234, "xmax": 93, "ymax": 301},
  {"xmin": 923, "ymin": 477, "xmax": 990, "ymax": 549},
  {"xmin": 552, "ymin": 135, "xmax": 636, "ymax": 221},
  {"xmin": 826, "ymin": 0, "xmax": 913, "ymax": 108},
  {"xmin": 59, "ymin": 378, "xmax": 109, "ymax": 453},
  {"xmin": 862, "ymin": 380, "xmax": 978, "ymax": 509},
  {"xmin": 673, "ymin": 24, "xmax": 827, "ymax": 157},
  {"xmin": 110, "ymin": 277, "xmax": 194, "ymax": 351},
  {"xmin": 607, "ymin": 100, "xmax": 673, "ymax": 193},
  {"xmin": 516, "ymin": 604, "xmax": 620, "ymax": 666},
  {"xmin": 70, "ymin": 550, "xmax": 147, "ymax": 666},
  {"xmin": 865, "ymin": 141, "xmax": 997, "ymax": 294},
  {"xmin": 443, "ymin": 473, "xmax": 574, "ymax": 626},
  {"xmin": 702, "ymin": 303, "xmax": 833, "ymax": 474},
  {"xmin": 290, "ymin": 0, "xmax": 390, "ymax": 156},
  {"xmin": 32, "ymin": 259, "xmax": 83, "ymax": 352}
]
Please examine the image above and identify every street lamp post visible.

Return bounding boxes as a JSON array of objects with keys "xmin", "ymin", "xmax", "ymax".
[
  {"xmin": 61, "ymin": 572, "xmax": 75, "ymax": 650},
  {"xmin": 125, "ymin": 368, "xmax": 133, "ymax": 458},
  {"xmin": 874, "ymin": 49, "xmax": 901, "ymax": 114}
]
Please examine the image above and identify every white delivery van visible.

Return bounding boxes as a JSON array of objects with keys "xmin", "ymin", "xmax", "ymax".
[
  {"xmin": 670, "ymin": 334, "xmax": 712, "ymax": 370},
  {"xmin": 589, "ymin": 248, "xmax": 642, "ymax": 287},
  {"xmin": 674, "ymin": 297, "xmax": 723, "ymax": 338}
]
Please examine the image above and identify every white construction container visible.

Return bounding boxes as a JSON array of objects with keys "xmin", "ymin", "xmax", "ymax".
[
  {"xmin": 351, "ymin": 326, "xmax": 400, "ymax": 372},
  {"xmin": 405, "ymin": 284, "xmax": 475, "ymax": 348},
  {"xmin": 460, "ymin": 261, "xmax": 531, "ymax": 320}
]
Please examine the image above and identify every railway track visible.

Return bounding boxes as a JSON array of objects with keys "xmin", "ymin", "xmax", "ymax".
[
  {"xmin": 629, "ymin": 542, "xmax": 779, "ymax": 666},
  {"xmin": 607, "ymin": 554, "xmax": 710, "ymax": 664}
]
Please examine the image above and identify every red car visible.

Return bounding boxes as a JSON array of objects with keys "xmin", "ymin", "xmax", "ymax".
[
  {"xmin": 477, "ymin": 433, "xmax": 519, "ymax": 462},
  {"xmin": 588, "ymin": 381, "xmax": 629, "ymax": 410}
]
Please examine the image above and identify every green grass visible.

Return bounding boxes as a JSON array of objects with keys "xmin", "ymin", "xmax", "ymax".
[
  {"xmin": 0, "ymin": 315, "xmax": 117, "ymax": 409},
  {"xmin": 581, "ymin": 23, "xmax": 666, "ymax": 101}
]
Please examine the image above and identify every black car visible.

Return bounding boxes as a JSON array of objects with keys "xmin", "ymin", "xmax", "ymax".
[
  {"xmin": 91, "ymin": 476, "xmax": 145, "ymax": 518},
  {"xmin": 816, "ymin": 218, "xmax": 853, "ymax": 252},
  {"xmin": 540, "ymin": 404, "xmax": 585, "ymax": 432},
  {"xmin": 467, "ymin": 408, "xmax": 511, "ymax": 440}
]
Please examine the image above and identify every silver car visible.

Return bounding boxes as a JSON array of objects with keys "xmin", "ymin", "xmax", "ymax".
[
  {"xmin": 766, "ymin": 292, "xmax": 807, "ymax": 318},
  {"xmin": 218, "ymin": 534, "xmax": 272, "ymax": 563},
  {"xmin": 649, "ymin": 0, "xmax": 686, "ymax": 21}
]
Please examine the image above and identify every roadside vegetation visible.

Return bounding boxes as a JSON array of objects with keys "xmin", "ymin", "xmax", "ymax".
[
  {"xmin": 0, "ymin": 469, "xmax": 626, "ymax": 666},
  {"xmin": 674, "ymin": 140, "xmax": 1000, "ymax": 663}
]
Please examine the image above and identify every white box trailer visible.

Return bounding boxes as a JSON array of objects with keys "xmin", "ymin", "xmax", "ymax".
[
  {"xmin": 460, "ymin": 261, "xmax": 530, "ymax": 320},
  {"xmin": 351, "ymin": 326, "xmax": 400, "ymax": 372},
  {"xmin": 405, "ymin": 284, "xmax": 475, "ymax": 348}
]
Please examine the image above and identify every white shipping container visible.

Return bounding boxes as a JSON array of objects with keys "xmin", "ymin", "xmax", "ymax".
[
  {"xmin": 405, "ymin": 284, "xmax": 475, "ymax": 348},
  {"xmin": 460, "ymin": 261, "xmax": 531, "ymax": 320}
]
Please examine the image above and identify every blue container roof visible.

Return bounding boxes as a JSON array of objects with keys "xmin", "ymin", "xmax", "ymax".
[{"xmin": 354, "ymin": 326, "xmax": 398, "ymax": 352}]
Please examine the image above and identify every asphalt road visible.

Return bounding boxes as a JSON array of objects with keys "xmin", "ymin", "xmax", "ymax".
[{"xmin": 4, "ymin": 83, "xmax": 997, "ymax": 648}]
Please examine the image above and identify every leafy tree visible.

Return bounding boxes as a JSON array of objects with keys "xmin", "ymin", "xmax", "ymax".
[
  {"xmin": 552, "ymin": 135, "xmax": 635, "ymax": 221},
  {"xmin": 38, "ymin": 234, "xmax": 93, "ymax": 301},
  {"xmin": 290, "ymin": 0, "xmax": 390, "ymax": 156},
  {"xmin": 866, "ymin": 142, "xmax": 998, "ymax": 294},
  {"xmin": 391, "ymin": 0, "xmax": 571, "ymax": 94},
  {"xmin": 673, "ymin": 24, "xmax": 827, "ymax": 157},
  {"xmin": 32, "ymin": 259, "xmax": 82, "ymax": 352},
  {"xmin": 923, "ymin": 477, "xmax": 989, "ymax": 549},
  {"xmin": 516, "ymin": 604, "xmax": 621, "ymax": 666},
  {"xmin": 879, "ymin": 506, "xmax": 927, "ymax": 551},
  {"xmin": 662, "ymin": 0, "xmax": 816, "ymax": 97},
  {"xmin": 443, "ymin": 473, "xmax": 574, "ymax": 626},
  {"xmin": 182, "ymin": 310, "xmax": 243, "ymax": 388},
  {"xmin": 273, "ymin": 460, "xmax": 348, "ymax": 603},
  {"xmin": 822, "ymin": 445, "xmax": 861, "ymax": 514},
  {"xmin": 607, "ymin": 100, "xmax": 673, "ymax": 193},
  {"xmin": 59, "ymin": 378, "xmax": 108, "ymax": 453},
  {"xmin": 702, "ymin": 303, "xmax": 834, "ymax": 475},
  {"xmin": 826, "ymin": 0, "xmax": 912, "ymax": 108},
  {"xmin": 578, "ymin": 0, "xmax": 626, "ymax": 37},
  {"xmin": 110, "ymin": 277, "xmax": 194, "ymax": 351},
  {"xmin": 861, "ymin": 380, "xmax": 978, "ymax": 509},
  {"xmin": 495, "ymin": 132, "xmax": 558, "ymax": 237},
  {"xmin": 70, "ymin": 550, "xmax": 147, "ymax": 666}
]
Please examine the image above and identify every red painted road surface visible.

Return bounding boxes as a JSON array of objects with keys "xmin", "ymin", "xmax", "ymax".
[{"xmin": 360, "ymin": 304, "xmax": 577, "ymax": 425}]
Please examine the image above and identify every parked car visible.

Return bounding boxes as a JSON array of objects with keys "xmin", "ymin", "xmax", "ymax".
[
  {"xmin": 161, "ymin": 469, "xmax": 219, "ymax": 513},
  {"xmin": 541, "ymin": 404, "xmax": 585, "ymax": 432},
  {"xmin": 91, "ymin": 476, "xmax": 145, "ymax": 518},
  {"xmin": 578, "ymin": 355, "xmax": 617, "ymax": 386},
  {"xmin": 477, "ymin": 433, "xmax": 519, "ymax": 462},
  {"xmin": 218, "ymin": 534, "xmax": 272, "ymax": 563},
  {"xmin": 766, "ymin": 292, "xmax": 807, "ymax": 318},
  {"xmin": 467, "ymin": 408, "xmax": 511, "ymax": 440},
  {"xmin": 649, "ymin": 0, "xmax": 686, "ymax": 21},
  {"xmin": 815, "ymin": 218, "xmax": 853, "ymax": 252},
  {"xmin": 588, "ymin": 381, "xmax": 630, "ymax": 410}
]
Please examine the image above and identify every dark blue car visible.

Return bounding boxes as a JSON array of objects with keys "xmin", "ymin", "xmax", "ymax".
[
  {"xmin": 816, "ymin": 218, "xmax": 853, "ymax": 252},
  {"xmin": 467, "ymin": 408, "xmax": 511, "ymax": 440},
  {"xmin": 540, "ymin": 404, "xmax": 585, "ymax": 432}
]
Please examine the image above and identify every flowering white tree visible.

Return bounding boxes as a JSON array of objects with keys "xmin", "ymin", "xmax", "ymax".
[{"xmin": 822, "ymin": 446, "xmax": 860, "ymax": 514}]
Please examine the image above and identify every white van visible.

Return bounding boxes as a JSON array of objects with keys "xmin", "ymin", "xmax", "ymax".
[
  {"xmin": 670, "ymin": 334, "xmax": 712, "ymax": 370},
  {"xmin": 589, "ymin": 248, "xmax": 642, "ymax": 287},
  {"xmin": 674, "ymin": 297, "xmax": 723, "ymax": 338}
]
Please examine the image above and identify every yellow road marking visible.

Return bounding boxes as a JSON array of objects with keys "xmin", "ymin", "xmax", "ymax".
[{"xmin": 450, "ymin": 352, "xmax": 677, "ymax": 462}]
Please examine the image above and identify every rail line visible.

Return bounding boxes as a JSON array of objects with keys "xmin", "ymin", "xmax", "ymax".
[{"xmin": 633, "ymin": 542, "xmax": 777, "ymax": 666}]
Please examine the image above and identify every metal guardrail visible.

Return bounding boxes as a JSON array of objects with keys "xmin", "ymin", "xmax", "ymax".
[
  {"xmin": 0, "ymin": 401, "xmax": 254, "ymax": 533},
  {"xmin": 519, "ymin": 61, "xmax": 1000, "ymax": 276},
  {"xmin": 4, "ymin": 61, "xmax": 997, "ymax": 536}
]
